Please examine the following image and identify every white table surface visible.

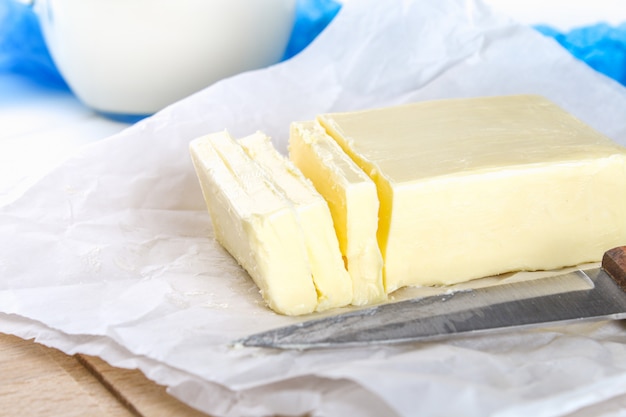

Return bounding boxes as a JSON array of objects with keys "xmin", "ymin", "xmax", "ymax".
[{"xmin": 0, "ymin": 73, "xmax": 130, "ymax": 206}]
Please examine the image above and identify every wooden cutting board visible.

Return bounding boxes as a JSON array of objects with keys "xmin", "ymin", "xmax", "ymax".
[{"xmin": 0, "ymin": 332, "xmax": 209, "ymax": 417}]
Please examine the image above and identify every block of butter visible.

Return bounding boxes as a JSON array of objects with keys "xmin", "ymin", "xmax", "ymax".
[
  {"xmin": 189, "ymin": 131, "xmax": 319, "ymax": 315},
  {"xmin": 239, "ymin": 131, "xmax": 352, "ymax": 311},
  {"xmin": 318, "ymin": 95, "xmax": 626, "ymax": 291},
  {"xmin": 289, "ymin": 121, "xmax": 386, "ymax": 305}
]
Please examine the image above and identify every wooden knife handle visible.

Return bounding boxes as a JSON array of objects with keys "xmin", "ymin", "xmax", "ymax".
[{"xmin": 602, "ymin": 246, "xmax": 626, "ymax": 290}]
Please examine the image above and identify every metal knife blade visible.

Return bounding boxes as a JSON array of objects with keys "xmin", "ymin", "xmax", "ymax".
[{"xmin": 237, "ymin": 246, "xmax": 626, "ymax": 349}]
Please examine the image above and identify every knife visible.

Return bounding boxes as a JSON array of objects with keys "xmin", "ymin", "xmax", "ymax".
[{"xmin": 237, "ymin": 246, "xmax": 626, "ymax": 349}]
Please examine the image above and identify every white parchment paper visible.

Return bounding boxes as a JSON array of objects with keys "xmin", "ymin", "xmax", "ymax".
[{"xmin": 2, "ymin": 0, "xmax": 626, "ymax": 416}]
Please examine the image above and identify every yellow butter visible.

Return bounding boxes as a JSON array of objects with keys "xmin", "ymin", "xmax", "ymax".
[
  {"xmin": 240, "ymin": 131, "xmax": 352, "ymax": 311},
  {"xmin": 189, "ymin": 131, "xmax": 318, "ymax": 315},
  {"xmin": 318, "ymin": 95, "xmax": 626, "ymax": 291},
  {"xmin": 289, "ymin": 121, "xmax": 386, "ymax": 305}
]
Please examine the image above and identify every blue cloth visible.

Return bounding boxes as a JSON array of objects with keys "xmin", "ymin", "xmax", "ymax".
[
  {"xmin": 1, "ymin": 0, "xmax": 625, "ymax": 92},
  {"xmin": 0, "ymin": 0, "xmax": 69, "ymax": 89},
  {"xmin": 536, "ymin": 23, "xmax": 626, "ymax": 86},
  {"xmin": 282, "ymin": 0, "xmax": 342, "ymax": 60}
]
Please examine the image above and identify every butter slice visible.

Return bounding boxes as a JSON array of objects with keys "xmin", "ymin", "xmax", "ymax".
[
  {"xmin": 189, "ymin": 131, "xmax": 318, "ymax": 315},
  {"xmin": 289, "ymin": 121, "xmax": 386, "ymax": 305},
  {"xmin": 239, "ymin": 132, "xmax": 352, "ymax": 311},
  {"xmin": 318, "ymin": 95, "xmax": 626, "ymax": 291}
]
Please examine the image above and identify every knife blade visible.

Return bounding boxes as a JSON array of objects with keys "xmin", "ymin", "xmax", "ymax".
[{"xmin": 237, "ymin": 246, "xmax": 626, "ymax": 349}]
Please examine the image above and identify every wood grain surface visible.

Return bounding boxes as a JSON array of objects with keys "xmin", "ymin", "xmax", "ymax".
[{"xmin": 0, "ymin": 332, "xmax": 209, "ymax": 417}]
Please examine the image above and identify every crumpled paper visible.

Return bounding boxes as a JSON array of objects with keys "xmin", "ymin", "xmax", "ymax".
[{"xmin": 2, "ymin": 0, "xmax": 626, "ymax": 416}]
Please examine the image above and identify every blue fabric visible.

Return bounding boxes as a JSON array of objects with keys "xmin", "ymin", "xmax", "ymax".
[
  {"xmin": 0, "ymin": 0, "xmax": 69, "ymax": 89},
  {"xmin": 1, "ymin": 0, "xmax": 625, "ymax": 93},
  {"xmin": 536, "ymin": 23, "xmax": 626, "ymax": 86},
  {"xmin": 282, "ymin": 0, "xmax": 342, "ymax": 60}
]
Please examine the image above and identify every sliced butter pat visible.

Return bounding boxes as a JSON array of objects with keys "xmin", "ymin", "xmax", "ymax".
[
  {"xmin": 189, "ymin": 131, "xmax": 317, "ymax": 315},
  {"xmin": 239, "ymin": 131, "xmax": 352, "ymax": 311},
  {"xmin": 318, "ymin": 94, "xmax": 626, "ymax": 291},
  {"xmin": 289, "ymin": 121, "xmax": 386, "ymax": 305}
]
